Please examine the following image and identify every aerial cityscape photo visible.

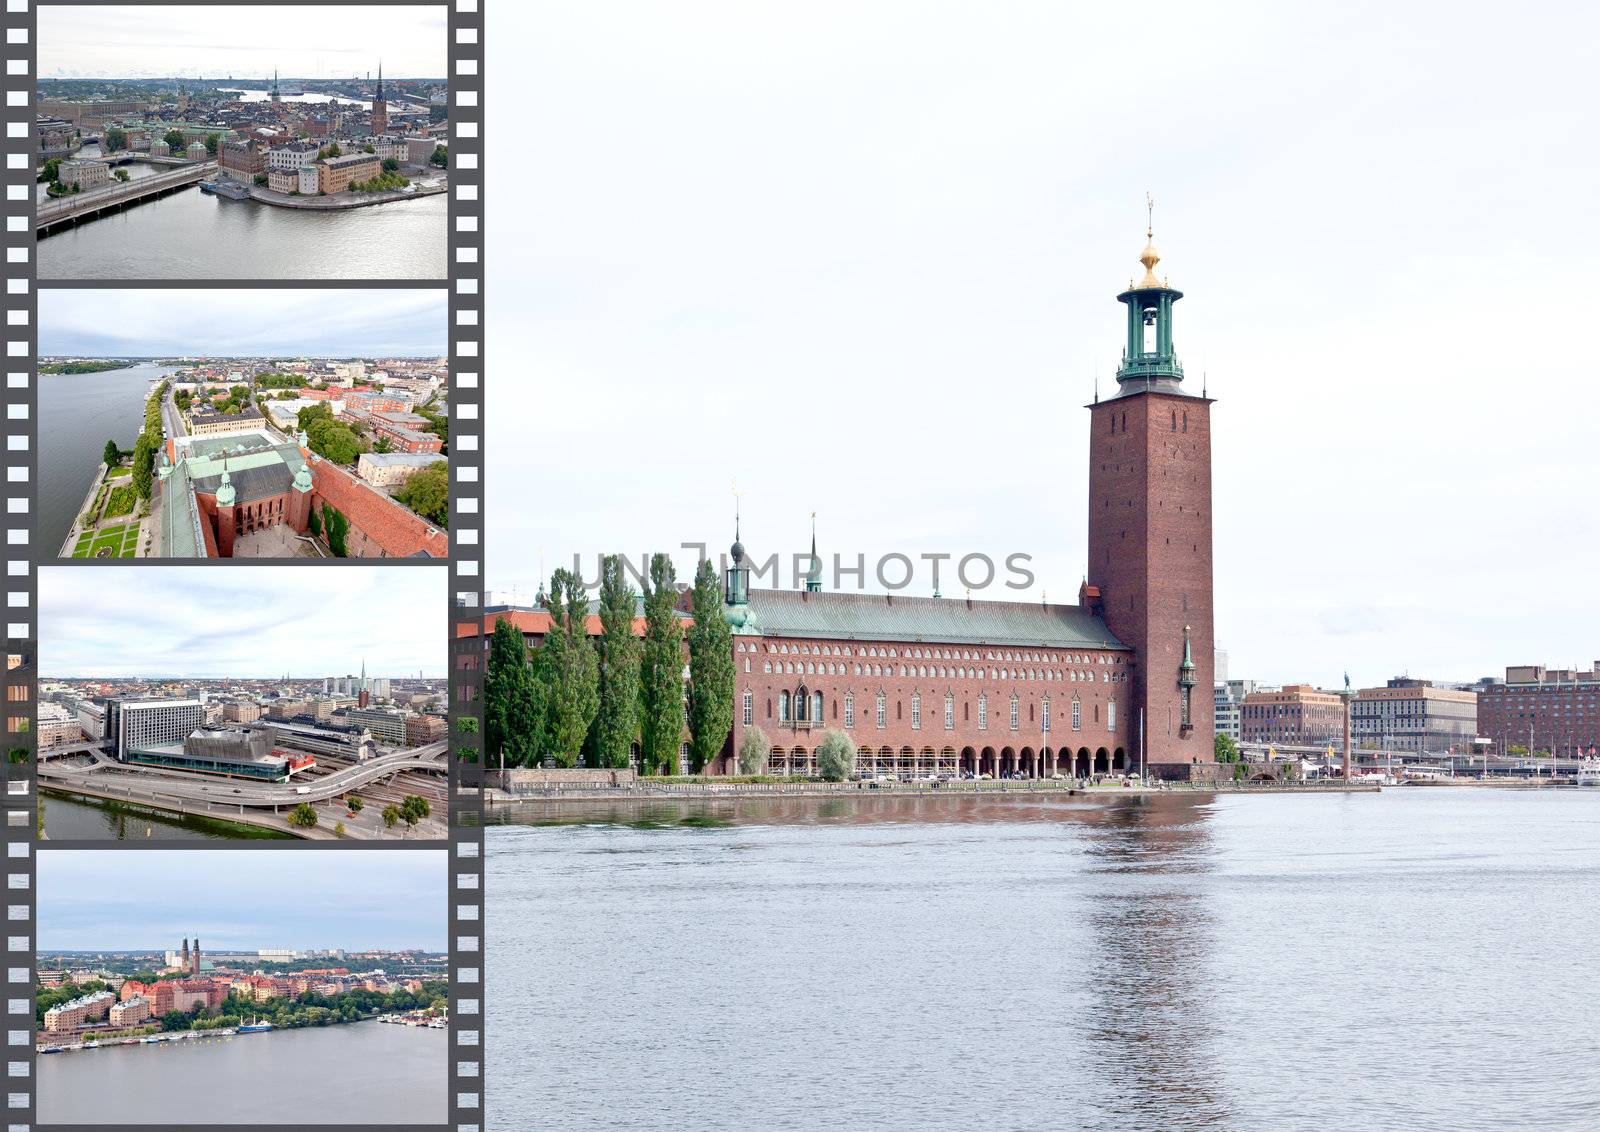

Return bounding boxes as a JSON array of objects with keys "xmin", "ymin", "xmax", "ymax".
[
  {"xmin": 39, "ymin": 288, "xmax": 449, "ymax": 560},
  {"xmin": 38, "ymin": 849, "xmax": 448, "ymax": 1125},
  {"xmin": 36, "ymin": 565, "xmax": 448, "ymax": 841},
  {"xmin": 36, "ymin": 4, "xmax": 449, "ymax": 279}
]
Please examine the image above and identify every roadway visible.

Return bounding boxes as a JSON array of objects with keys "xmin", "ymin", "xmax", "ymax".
[
  {"xmin": 37, "ymin": 163, "xmax": 217, "ymax": 232},
  {"xmin": 38, "ymin": 740, "xmax": 447, "ymax": 810}
]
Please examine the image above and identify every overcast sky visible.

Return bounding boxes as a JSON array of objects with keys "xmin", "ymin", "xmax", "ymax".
[
  {"xmin": 40, "ymin": 850, "xmax": 445, "ymax": 951},
  {"xmin": 40, "ymin": 566, "xmax": 446, "ymax": 678},
  {"xmin": 41, "ymin": 289, "xmax": 446, "ymax": 358},
  {"xmin": 485, "ymin": 1, "xmax": 1600, "ymax": 688},
  {"xmin": 39, "ymin": 5, "xmax": 446, "ymax": 80}
]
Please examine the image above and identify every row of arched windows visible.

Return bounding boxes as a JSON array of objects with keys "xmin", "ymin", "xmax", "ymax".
[
  {"xmin": 736, "ymin": 639, "xmax": 1125, "ymax": 668},
  {"xmin": 758, "ymin": 659, "xmax": 1127, "ymax": 684},
  {"xmin": 760, "ymin": 688, "xmax": 1117, "ymax": 734}
]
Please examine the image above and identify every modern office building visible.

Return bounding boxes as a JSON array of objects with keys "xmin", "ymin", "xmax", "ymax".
[
  {"xmin": 1239, "ymin": 685, "xmax": 1344, "ymax": 749},
  {"xmin": 1352, "ymin": 678, "xmax": 1478, "ymax": 755},
  {"xmin": 253, "ymin": 717, "xmax": 377, "ymax": 762},
  {"xmin": 124, "ymin": 725, "xmax": 309, "ymax": 781},
  {"xmin": 1214, "ymin": 679, "xmax": 1271, "ymax": 742},
  {"xmin": 104, "ymin": 697, "xmax": 205, "ymax": 760},
  {"xmin": 346, "ymin": 706, "xmax": 407, "ymax": 745}
]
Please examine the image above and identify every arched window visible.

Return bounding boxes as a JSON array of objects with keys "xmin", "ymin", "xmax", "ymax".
[
  {"xmin": 978, "ymin": 694, "xmax": 989, "ymax": 730},
  {"xmin": 875, "ymin": 692, "xmax": 887, "ymax": 729},
  {"xmin": 779, "ymin": 691, "xmax": 791, "ymax": 723},
  {"xmin": 911, "ymin": 694, "xmax": 922, "ymax": 730},
  {"xmin": 742, "ymin": 690, "xmax": 753, "ymax": 726},
  {"xmin": 844, "ymin": 692, "xmax": 855, "ymax": 728},
  {"xmin": 1107, "ymin": 699, "xmax": 1117, "ymax": 731},
  {"xmin": 1072, "ymin": 698, "xmax": 1081, "ymax": 731},
  {"xmin": 1009, "ymin": 694, "xmax": 1020, "ymax": 731},
  {"xmin": 1042, "ymin": 697, "xmax": 1052, "ymax": 733},
  {"xmin": 795, "ymin": 686, "xmax": 810, "ymax": 722},
  {"xmin": 944, "ymin": 693, "xmax": 954, "ymax": 730},
  {"xmin": 812, "ymin": 691, "xmax": 823, "ymax": 722}
]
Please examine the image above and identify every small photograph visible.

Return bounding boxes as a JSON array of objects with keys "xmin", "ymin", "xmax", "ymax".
[
  {"xmin": 40, "ymin": 288, "xmax": 449, "ymax": 561},
  {"xmin": 38, "ymin": 565, "xmax": 449, "ymax": 841},
  {"xmin": 37, "ymin": 849, "xmax": 448, "ymax": 1125},
  {"xmin": 37, "ymin": 4, "xmax": 448, "ymax": 280}
]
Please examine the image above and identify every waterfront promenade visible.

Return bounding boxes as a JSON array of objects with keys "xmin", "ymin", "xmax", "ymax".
[{"xmin": 247, "ymin": 176, "xmax": 447, "ymax": 210}]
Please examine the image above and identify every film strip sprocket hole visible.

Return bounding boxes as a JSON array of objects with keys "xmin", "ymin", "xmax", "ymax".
[
  {"xmin": 3, "ymin": 0, "xmax": 32, "ymax": 1127},
  {"xmin": 449, "ymin": 1, "xmax": 486, "ymax": 1130}
]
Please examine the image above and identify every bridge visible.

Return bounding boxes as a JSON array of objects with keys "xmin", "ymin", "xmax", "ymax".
[
  {"xmin": 38, "ymin": 740, "xmax": 447, "ymax": 810},
  {"xmin": 37, "ymin": 162, "xmax": 217, "ymax": 233}
]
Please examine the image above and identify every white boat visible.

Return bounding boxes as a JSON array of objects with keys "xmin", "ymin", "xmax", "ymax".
[{"xmin": 1576, "ymin": 759, "xmax": 1600, "ymax": 786}]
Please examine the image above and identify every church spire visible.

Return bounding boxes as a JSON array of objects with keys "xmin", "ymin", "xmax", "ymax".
[{"xmin": 804, "ymin": 513, "xmax": 822, "ymax": 592}]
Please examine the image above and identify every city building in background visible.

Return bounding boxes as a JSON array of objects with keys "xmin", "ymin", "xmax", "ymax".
[
  {"xmin": 1351, "ymin": 678, "xmax": 1478, "ymax": 755},
  {"xmin": 1477, "ymin": 662, "xmax": 1600, "ymax": 757}
]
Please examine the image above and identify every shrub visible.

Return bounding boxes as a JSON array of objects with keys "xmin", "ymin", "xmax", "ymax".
[
  {"xmin": 816, "ymin": 729, "xmax": 857, "ymax": 782},
  {"xmin": 738, "ymin": 727, "xmax": 770, "ymax": 775}
]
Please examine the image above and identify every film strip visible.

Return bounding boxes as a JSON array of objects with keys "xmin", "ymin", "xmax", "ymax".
[
  {"xmin": 0, "ymin": 2, "xmax": 488, "ymax": 1130},
  {"xmin": 5, "ymin": 0, "xmax": 36, "ymax": 1127},
  {"xmin": 447, "ymin": 1, "xmax": 487, "ymax": 1129}
]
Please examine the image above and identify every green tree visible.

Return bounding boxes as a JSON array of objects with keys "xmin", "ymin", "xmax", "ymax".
[
  {"xmin": 686, "ymin": 559, "xmax": 735, "ymax": 773},
  {"xmin": 321, "ymin": 503, "xmax": 349, "ymax": 557},
  {"xmin": 288, "ymin": 803, "xmax": 317, "ymax": 829},
  {"xmin": 536, "ymin": 569, "xmax": 600, "ymax": 767},
  {"xmin": 400, "ymin": 795, "xmax": 431, "ymax": 834},
  {"xmin": 39, "ymin": 156, "xmax": 61, "ymax": 183},
  {"xmin": 394, "ymin": 461, "xmax": 448, "ymax": 526},
  {"xmin": 382, "ymin": 157, "xmax": 400, "ymax": 172},
  {"xmin": 485, "ymin": 615, "xmax": 544, "ymax": 769},
  {"xmin": 103, "ymin": 438, "xmax": 120, "ymax": 469},
  {"xmin": 738, "ymin": 726, "xmax": 771, "ymax": 776},
  {"xmin": 307, "ymin": 505, "xmax": 322, "ymax": 539},
  {"xmin": 131, "ymin": 435, "xmax": 156, "ymax": 501},
  {"xmin": 114, "ymin": 168, "xmax": 130, "ymax": 182},
  {"xmin": 816, "ymin": 729, "xmax": 857, "ymax": 782},
  {"xmin": 638, "ymin": 553, "xmax": 683, "ymax": 776},
  {"xmin": 1214, "ymin": 733, "xmax": 1240, "ymax": 763},
  {"xmin": 347, "ymin": 796, "xmax": 364, "ymax": 814},
  {"xmin": 595, "ymin": 555, "xmax": 640, "ymax": 770},
  {"xmin": 333, "ymin": 820, "xmax": 346, "ymax": 838},
  {"xmin": 430, "ymin": 145, "xmax": 448, "ymax": 167},
  {"xmin": 204, "ymin": 132, "xmax": 221, "ymax": 155},
  {"xmin": 381, "ymin": 804, "xmax": 400, "ymax": 831},
  {"xmin": 162, "ymin": 129, "xmax": 184, "ymax": 153},
  {"xmin": 105, "ymin": 126, "xmax": 127, "ymax": 151}
]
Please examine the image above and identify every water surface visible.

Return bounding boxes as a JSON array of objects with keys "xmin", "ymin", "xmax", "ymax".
[{"xmin": 489, "ymin": 789, "xmax": 1600, "ymax": 1131}]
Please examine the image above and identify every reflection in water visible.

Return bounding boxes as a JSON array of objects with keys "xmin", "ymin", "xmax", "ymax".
[{"xmin": 490, "ymin": 789, "xmax": 1600, "ymax": 1131}]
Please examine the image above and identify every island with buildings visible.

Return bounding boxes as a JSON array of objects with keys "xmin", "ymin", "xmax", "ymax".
[{"xmin": 38, "ymin": 940, "xmax": 446, "ymax": 1054}]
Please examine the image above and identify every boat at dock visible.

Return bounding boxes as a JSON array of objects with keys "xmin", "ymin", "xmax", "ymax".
[
  {"xmin": 199, "ymin": 180, "xmax": 251, "ymax": 201},
  {"xmin": 237, "ymin": 1022, "xmax": 274, "ymax": 1033},
  {"xmin": 1577, "ymin": 759, "xmax": 1600, "ymax": 786}
]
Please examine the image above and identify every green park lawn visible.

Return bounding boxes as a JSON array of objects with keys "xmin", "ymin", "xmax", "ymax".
[
  {"xmin": 70, "ymin": 523, "xmax": 139, "ymax": 559},
  {"xmin": 106, "ymin": 466, "xmax": 131, "ymax": 478}
]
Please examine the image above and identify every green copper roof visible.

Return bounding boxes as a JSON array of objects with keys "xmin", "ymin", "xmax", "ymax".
[{"xmin": 742, "ymin": 589, "xmax": 1126, "ymax": 650}]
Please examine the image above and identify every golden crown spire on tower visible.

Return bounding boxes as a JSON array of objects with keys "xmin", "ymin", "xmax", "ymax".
[{"xmin": 1137, "ymin": 191, "xmax": 1163, "ymax": 288}]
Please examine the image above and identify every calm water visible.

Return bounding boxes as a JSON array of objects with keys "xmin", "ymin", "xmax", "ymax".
[
  {"xmin": 41, "ymin": 790, "xmax": 289, "ymax": 841},
  {"xmin": 36, "ymin": 154, "xmax": 164, "ymax": 202},
  {"xmin": 37, "ymin": 363, "xmax": 176, "ymax": 554},
  {"xmin": 488, "ymin": 789, "xmax": 1600, "ymax": 1131},
  {"xmin": 38, "ymin": 1018, "xmax": 447, "ymax": 1124},
  {"xmin": 38, "ymin": 186, "xmax": 446, "ymax": 279}
]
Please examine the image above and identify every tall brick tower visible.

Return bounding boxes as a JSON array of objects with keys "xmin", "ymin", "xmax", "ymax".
[
  {"xmin": 1085, "ymin": 210, "xmax": 1215, "ymax": 780},
  {"xmin": 371, "ymin": 61, "xmax": 388, "ymax": 137}
]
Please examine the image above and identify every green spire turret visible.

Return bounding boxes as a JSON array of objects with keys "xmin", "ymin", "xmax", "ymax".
[
  {"xmin": 1114, "ymin": 194, "xmax": 1185, "ymax": 393},
  {"xmin": 1178, "ymin": 624, "xmax": 1196, "ymax": 689},
  {"xmin": 804, "ymin": 513, "xmax": 821, "ymax": 593}
]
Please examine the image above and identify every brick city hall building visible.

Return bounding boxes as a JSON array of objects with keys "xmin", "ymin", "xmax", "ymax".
[{"xmin": 720, "ymin": 224, "xmax": 1215, "ymax": 781}]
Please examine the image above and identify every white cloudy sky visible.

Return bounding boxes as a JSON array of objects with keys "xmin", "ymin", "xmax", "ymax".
[
  {"xmin": 40, "ymin": 566, "xmax": 446, "ymax": 678},
  {"xmin": 39, "ymin": 5, "xmax": 447, "ymax": 80},
  {"xmin": 485, "ymin": 1, "xmax": 1600, "ymax": 687},
  {"xmin": 40, "ymin": 850, "xmax": 446, "ymax": 950},
  {"xmin": 41, "ymin": 289, "xmax": 446, "ymax": 357}
]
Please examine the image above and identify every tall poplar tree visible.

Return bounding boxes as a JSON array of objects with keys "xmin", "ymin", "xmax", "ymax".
[
  {"xmin": 537, "ymin": 568, "xmax": 599, "ymax": 768},
  {"xmin": 637, "ymin": 553, "xmax": 683, "ymax": 776},
  {"xmin": 595, "ymin": 555, "xmax": 640, "ymax": 769},
  {"xmin": 686, "ymin": 559, "xmax": 735, "ymax": 773},
  {"xmin": 484, "ymin": 616, "xmax": 543, "ymax": 769}
]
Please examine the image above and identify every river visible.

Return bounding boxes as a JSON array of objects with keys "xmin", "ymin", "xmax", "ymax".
[
  {"xmin": 41, "ymin": 789, "xmax": 290, "ymax": 841},
  {"xmin": 37, "ymin": 362, "xmax": 177, "ymax": 555},
  {"xmin": 38, "ymin": 1017, "xmax": 447, "ymax": 1124},
  {"xmin": 37, "ymin": 182, "xmax": 447, "ymax": 280},
  {"xmin": 487, "ymin": 788, "xmax": 1600, "ymax": 1131}
]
